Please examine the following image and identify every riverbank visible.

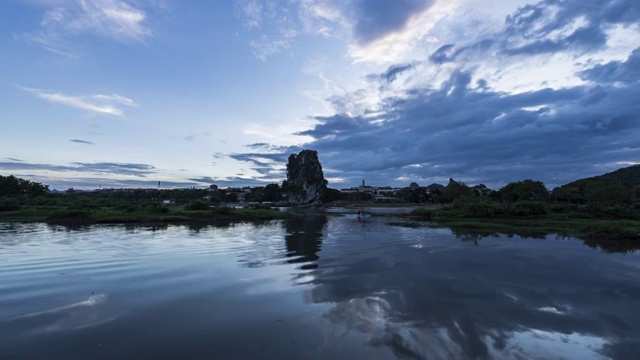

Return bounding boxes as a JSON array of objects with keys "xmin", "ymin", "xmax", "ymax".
[
  {"xmin": 0, "ymin": 205, "xmax": 295, "ymax": 225},
  {"xmin": 386, "ymin": 206, "xmax": 640, "ymax": 249}
]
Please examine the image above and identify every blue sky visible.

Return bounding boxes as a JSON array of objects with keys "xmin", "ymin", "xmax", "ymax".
[{"xmin": 0, "ymin": 0, "xmax": 639, "ymax": 190}]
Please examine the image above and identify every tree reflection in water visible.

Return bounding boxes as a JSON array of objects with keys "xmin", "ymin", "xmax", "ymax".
[{"xmin": 303, "ymin": 217, "xmax": 640, "ymax": 359}]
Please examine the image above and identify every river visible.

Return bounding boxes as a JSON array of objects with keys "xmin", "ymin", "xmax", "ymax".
[{"xmin": 1, "ymin": 214, "xmax": 639, "ymax": 359}]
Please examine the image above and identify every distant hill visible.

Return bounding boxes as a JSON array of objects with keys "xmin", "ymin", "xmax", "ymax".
[
  {"xmin": 560, "ymin": 165, "xmax": 640, "ymax": 188},
  {"xmin": 554, "ymin": 165, "xmax": 640, "ymax": 202},
  {"xmin": 593, "ymin": 164, "xmax": 640, "ymax": 186}
]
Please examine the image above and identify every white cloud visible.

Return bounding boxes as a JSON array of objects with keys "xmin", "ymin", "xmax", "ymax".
[
  {"xmin": 237, "ymin": 0, "xmax": 264, "ymax": 29},
  {"xmin": 249, "ymin": 33, "xmax": 295, "ymax": 61},
  {"xmin": 236, "ymin": 0, "xmax": 301, "ymax": 61},
  {"xmin": 243, "ymin": 120, "xmax": 314, "ymax": 146},
  {"xmin": 19, "ymin": 86, "xmax": 138, "ymax": 116},
  {"xmin": 18, "ymin": 0, "xmax": 159, "ymax": 56}
]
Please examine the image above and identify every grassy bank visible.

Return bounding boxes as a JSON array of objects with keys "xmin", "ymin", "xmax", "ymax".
[
  {"xmin": 341, "ymin": 202, "xmax": 434, "ymax": 208},
  {"xmin": 0, "ymin": 205, "xmax": 295, "ymax": 225},
  {"xmin": 387, "ymin": 206, "xmax": 640, "ymax": 250}
]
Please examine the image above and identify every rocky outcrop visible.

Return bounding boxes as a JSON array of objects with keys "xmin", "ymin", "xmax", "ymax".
[{"xmin": 283, "ymin": 150, "xmax": 327, "ymax": 205}]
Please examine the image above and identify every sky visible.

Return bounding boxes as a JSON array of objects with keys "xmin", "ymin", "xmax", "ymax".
[{"xmin": 0, "ymin": 0, "xmax": 639, "ymax": 190}]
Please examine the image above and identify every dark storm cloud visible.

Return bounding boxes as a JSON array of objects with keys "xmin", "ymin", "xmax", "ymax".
[
  {"xmin": 499, "ymin": 0, "xmax": 639, "ymax": 56},
  {"xmin": 429, "ymin": 40, "xmax": 495, "ymax": 65},
  {"xmin": 348, "ymin": 0, "xmax": 434, "ymax": 44},
  {"xmin": 226, "ymin": 145, "xmax": 301, "ymax": 181},
  {"xmin": 327, "ymin": 1, "xmax": 640, "ymax": 187},
  {"xmin": 239, "ymin": 63, "xmax": 639, "ymax": 188},
  {"xmin": 579, "ymin": 47, "xmax": 640, "ymax": 84},
  {"xmin": 380, "ymin": 63, "xmax": 414, "ymax": 83},
  {"xmin": 228, "ymin": 0, "xmax": 640, "ymax": 188},
  {"xmin": 429, "ymin": 44, "xmax": 456, "ymax": 64},
  {"xmin": 502, "ymin": 24, "xmax": 608, "ymax": 56},
  {"xmin": 70, "ymin": 139, "xmax": 95, "ymax": 145},
  {"xmin": 0, "ymin": 161, "xmax": 157, "ymax": 177},
  {"xmin": 429, "ymin": 0, "xmax": 639, "ymax": 62}
]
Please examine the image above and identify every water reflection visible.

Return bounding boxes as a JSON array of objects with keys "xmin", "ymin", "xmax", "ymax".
[
  {"xmin": 301, "ymin": 218, "xmax": 640, "ymax": 359},
  {"xmin": 449, "ymin": 226, "xmax": 640, "ymax": 254},
  {"xmin": 2, "ymin": 293, "xmax": 115, "ymax": 336},
  {"xmin": 1, "ymin": 218, "xmax": 639, "ymax": 359},
  {"xmin": 284, "ymin": 216, "xmax": 326, "ymax": 269}
]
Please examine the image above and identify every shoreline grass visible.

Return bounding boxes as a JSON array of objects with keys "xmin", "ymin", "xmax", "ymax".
[
  {"xmin": 387, "ymin": 214, "xmax": 640, "ymax": 244},
  {"xmin": 0, "ymin": 205, "xmax": 296, "ymax": 225}
]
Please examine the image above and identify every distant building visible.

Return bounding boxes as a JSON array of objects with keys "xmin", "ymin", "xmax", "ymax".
[{"xmin": 339, "ymin": 182, "xmax": 401, "ymax": 202}]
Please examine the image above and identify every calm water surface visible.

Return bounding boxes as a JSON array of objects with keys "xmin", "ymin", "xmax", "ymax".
[{"xmin": 1, "ymin": 215, "xmax": 639, "ymax": 360}]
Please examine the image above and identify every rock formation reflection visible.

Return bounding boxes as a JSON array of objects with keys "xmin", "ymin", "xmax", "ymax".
[{"xmin": 284, "ymin": 216, "xmax": 327, "ymax": 270}]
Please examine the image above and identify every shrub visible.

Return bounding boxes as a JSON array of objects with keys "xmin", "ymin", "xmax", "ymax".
[
  {"xmin": 508, "ymin": 201, "xmax": 549, "ymax": 216},
  {"xmin": 452, "ymin": 197, "xmax": 503, "ymax": 217},
  {"xmin": 0, "ymin": 198, "xmax": 20, "ymax": 212},
  {"xmin": 248, "ymin": 203, "xmax": 272, "ymax": 210},
  {"xmin": 550, "ymin": 203, "xmax": 580, "ymax": 213},
  {"xmin": 46, "ymin": 209, "xmax": 92, "ymax": 222},
  {"xmin": 212, "ymin": 206, "xmax": 233, "ymax": 215},
  {"xmin": 185, "ymin": 200, "xmax": 210, "ymax": 211},
  {"xmin": 411, "ymin": 208, "xmax": 433, "ymax": 219},
  {"xmin": 149, "ymin": 203, "xmax": 170, "ymax": 213},
  {"xmin": 73, "ymin": 198, "xmax": 100, "ymax": 209},
  {"xmin": 465, "ymin": 201, "xmax": 502, "ymax": 217},
  {"xmin": 602, "ymin": 205, "xmax": 640, "ymax": 220},
  {"xmin": 124, "ymin": 205, "xmax": 138, "ymax": 213}
]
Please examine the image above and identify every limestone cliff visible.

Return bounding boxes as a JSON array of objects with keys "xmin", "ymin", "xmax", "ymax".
[{"xmin": 283, "ymin": 150, "xmax": 327, "ymax": 205}]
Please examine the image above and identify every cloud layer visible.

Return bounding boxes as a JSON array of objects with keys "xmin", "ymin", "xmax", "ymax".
[
  {"xmin": 20, "ymin": 86, "xmax": 137, "ymax": 116},
  {"xmin": 0, "ymin": 161, "xmax": 156, "ymax": 177},
  {"xmin": 18, "ymin": 0, "xmax": 161, "ymax": 56},
  {"xmin": 232, "ymin": 0, "xmax": 640, "ymax": 188}
]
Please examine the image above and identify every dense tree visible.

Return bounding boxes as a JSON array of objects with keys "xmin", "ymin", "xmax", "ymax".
[
  {"xmin": 584, "ymin": 181, "xmax": 631, "ymax": 204},
  {"xmin": 497, "ymin": 179, "xmax": 548, "ymax": 203},
  {"xmin": 552, "ymin": 186, "xmax": 583, "ymax": 203},
  {"xmin": 443, "ymin": 178, "xmax": 473, "ymax": 202},
  {"xmin": 243, "ymin": 187, "xmax": 264, "ymax": 203},
  {"xmin": 0, "ymin": 175, "xmax": 49, "ymax": 197},
  {"xmin": 222, "ymin": 191, "xmax": 238, "ymax": 203},
  {"xmin": 322, "ymin": 187, "xmax": 343, "ymax": 203},
  {"xmin": 552, "ymin": 164, "xmax": 640, "ymax": 204},
  {"xmin": 262, "ymin": 183, "xmax": 283, "ymax": 202},
  {"xmin": 472, "ymin": 184, "xmax": 494, "ymax": 199}
]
